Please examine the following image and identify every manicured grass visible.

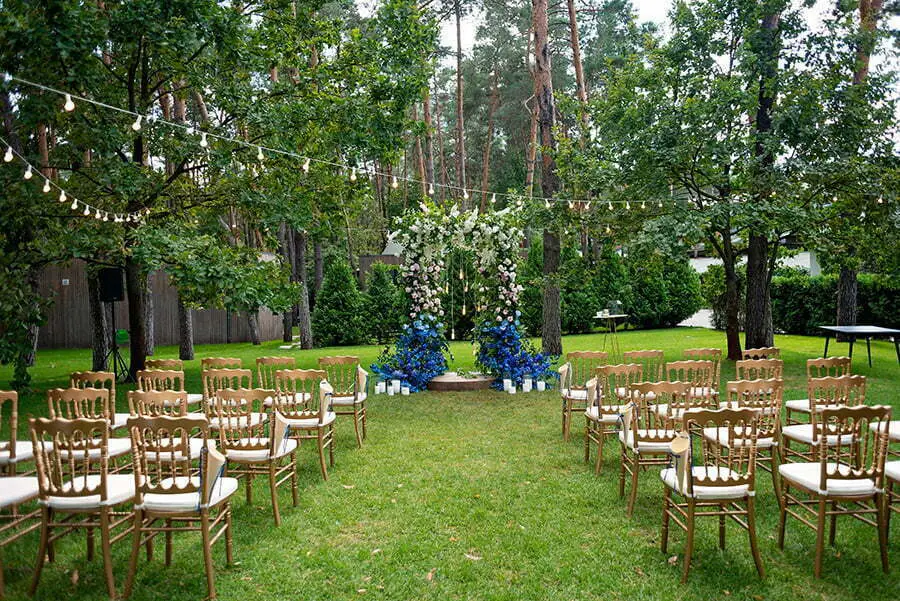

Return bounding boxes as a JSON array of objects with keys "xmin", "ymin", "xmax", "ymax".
[{"xmin": 1, "ymin": 328, "xmax": 899, "ymax": 600}]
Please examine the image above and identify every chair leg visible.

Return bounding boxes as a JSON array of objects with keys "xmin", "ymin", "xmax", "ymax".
[
  {"xmin": 594, "ymin": 429, "xmax": 605, "ymax": 476},
  {"xmin": 224, "ymin": 503, "xmax": 234, "ymax": 566},
  {"xmin": 770, "ymin": 449, "xmax": 783, "ymax": 508},
  {"xmin": 361, "ymin": 404, "xmax": 367, "ymax": 440},
  {"xmin": 269, "ymin": 462, "xmax": 281, "ymax": 526},
  {"xmin": 328, "ymin": 424, "xmax": 335, "ymax": 467},
  {"xmin": 660, "ymin": 487, "xmax": 671, "ymax": 554},
  {"xmin": 29, "ymin": 507, "xmax": 51, "ymax": 596},
  {"xmin": 165, "ymin": 519, "xmax": 173, "ymax": 566},
  {"xmin": 719, "ymin": 512, "xmax": 726, "ymax": 550},
  {"xmin": 584, "ymin": 419, "xmax": 591, "ymax": 463},
  {"xmin": 246, "ymin": 472, "xmax": 253, "ymax": 505},
  {"xmin": 87, "ymin": 525, "xmax": 95, "ymax": 561},
  {"xmin": 627, "ymin": 454, "xmax": 640, "ymax": 517},
  {"xmin": 877, "ymin": 494, "xmax": 889, "ymax": 574},
  {"xmin": 200, "ymin": 510, "xmax": 217, "ymax": 600},
  {"xmin": 124, "ymin": 510, "xmax": 143, "ymax": 599},
  {"xmin": 747, "ymin": 496, "xmax": 765, "ymax": 578},
  {"xmin": 317, "ymin": 430, "xmax": 329, "ymax": 481},
  {"xmin": 562, "ymin": 407, "xmax": 568, "ymax": 441},
  {"xmin": 777, "ymin": 483, "xmax": 788, "ymax": 549},
  {"xmin": 682, "ymin": 500, "xmax": 696, "ymax": 583},
  {"xmin": 618, "ymin": 449, "xmax": 627, "ymax": 498},
  {"xmin": 99, "ymin": 507, "xmax": 116, "ymax": 600},
  {"xmin": 814, "ymin": 498, "xmax": 827, "ymax": 578},
  {"xmin": 352, "ymin": 407, "xmax": 363, "ymax": 448},
  {"xmin": 290, "ymin": 452, "xmax": 299, "ymax": 507},
  {"xmin": 828, "ymin": 501, "xmax": 838, "ymax": 547}
]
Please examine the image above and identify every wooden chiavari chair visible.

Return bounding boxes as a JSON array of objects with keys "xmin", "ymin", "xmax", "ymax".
[
  {"xmin": 584, "ymin": 364, "xmax": 643, "ymax": 474},
  {"xmin": 0, "ymin": 473, "xmax": 39, "ymax": 597},
  {"xmin": 735, "ymin": 358, "xmax": 783, "ymax": 382},
  {"xmin": 145, "ymin": 358, "xmax": 184, "ymax": 371},
  {"xmin": 683, "ymin": 348, "xmax": 722, "ymax": 394},
  {"xmin": 46, "ymin": 388, "xmax": 131, "ymax": 465},
  {"xmin": 71, "ymin": 371, "xmax": 126, "ymax": 430},
  {"xmin": 30, "ymin": 417, "xmax": 136, "ymax": 598},
  {"xmin": 201, "ymin": 368, "xmax": 252, "ymax": 421},
  {"xmin": 741, "ymin": 347, "xmax": 780, "ymax": 360},
  {"xmin": 559, "ymin": 351, "xmax": 608, "ymax": 441},
  {"xmin": 124, "ymin": 415, "xmax": 236, "ymax": 600},
  {"xmin": 623, "ymin": 350, "xmax": 664, "ymax": 382},
  {"xmin": 619, "ymin": 381, "xmax": 688, "ymax": 516},
  {"xmin": 127, "ymin": 389, "xmax": 189, "ymax": 418},
  {"xmin": 778, "ymin": 405, "xmax": 891, "ymax": 578},
  {"xmin": 781, "ymin": 375, "xmax": 866, "ymax": 463},
  {"xmin": 256, "ymin": 356, "xmax": 296, "ymax": 390},
  {"xmin": 201, "ymin": 357, "xmax": 242, "ymax": 370},
  {"xmin": 274, "ymin": 369, "xmax": 335, "ymax": 480},
  {"xmin": 661, "ymin": 408, "xmax": 763, "ymax": 582},
  {"xmin": 0, "ymin": 391, "xmax": 31, "ymax": 475},
  {"xmin": 785, "ymin": 357, "xmax": 852, "ymax": 424},
  {"xmin": 215, "ymin": 388, "xmax": 298, "ymax": 525},
  {"xmin": 318, "ymin": 356, "xmax": 368, "ymax": 448},
  {"xmin": 656, "ymin": 361, "xmax": 715, "ymax": 426}
]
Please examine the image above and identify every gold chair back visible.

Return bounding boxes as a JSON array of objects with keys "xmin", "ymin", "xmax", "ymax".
[
  {"xmin": 624, "ymin": 381, "xmax": 688, "ymax": 443},
  {"xmin": 274, "ymin": 369, "xmax": 331, "ymax": 423},
  {"xmin": 136, "ymin": 369, "xmax": 186, "ymax": 393},
  {"xmin": 682, "ymin": 348, "xmax": 721, "ymax": 389},
  {"xmin": 816, "ymin": 405, "xmax": 891, "ymax": 490},
  {"xmin": 201, "ymin": 357, "xmax": 242, "ymax": 370},
  {"xmin": 741, "ymin": 347, "xmax": 780, "ymax": 360},
  {"xmin": 666, "ymin": 360, "xmax": 716, "ymax": 404},
  {"xmin": 594, "ymin": 363, "xmax": 644, "ymax": 411},
  {"xmin": 145, "ymin": 358, "xmax": 184, "ymax": 370},
  {"xmin": 71, "ymin": 371, "xmax": 116, "ymax": 402},
  {"xmin": 682, "ymin": 408, "xmax": 759, "ymax": 495},
  {"xmin": 215, "ymin": 388, "xmax": 274, "ymax": 455},
  {"xmin": 202, "ymin": 368, "xmax": 253, "ymax": 411},
  {"xmin": 31, "ymin": 417, "xmax": 111, "ymax": 500},
  {"xmin": 0, "ymin": 390, "xmax": 18, "ymax": 461},
  {"xmin": 807, "ymin": 357, "xmax": 851, "ymax": 379},
  {"xmin": 47, "ymin": 387, "xmax": 112, "ymax": 422},
  {"xmin": 318, "ymin": 356, "xmax": 360, "ymax": 396},
  {"xmin": 735, "ymin": 358, "xmax": 783, "ymax": 381},
  {"xmin": 566, "ymin": 351, "xmax": 608, "ymax": 390},
  {"xmin": 724, "ymin": 379, "xmax": 783, "ymax": 440},
  {"xmin": 127, "ymin": 389, "xmax": 189, "ymax": 417},
  {"xmin": 256, "ymin": 356, "xmax": 296, "ymax": 390},
  {"xmin": 622, "ymin": 350, "xmax": 664, "ymax": 381}
]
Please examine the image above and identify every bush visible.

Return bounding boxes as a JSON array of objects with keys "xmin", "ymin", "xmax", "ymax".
[
  {"xmin": 311, "ymin": 259, "xmax": 365, "ymax": 346},
  {"xmin": 625, "ymin": 253, "xmax": 702, "ymax": 328},
  {"xmin": 364, "ymin": 263, "xmax": 403, "ymax": 344},
  {"xmin": 700, "ymin": 264, "xmax": 745, "ymax": 330},
  {"xmin": 519, "ymin": 239, "xmax": 544, "ymax": 336}
]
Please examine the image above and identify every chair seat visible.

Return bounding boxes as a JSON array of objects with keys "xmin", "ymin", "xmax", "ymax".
[
  {"xmin": 186, "ymin": 393, "xmax": 204, "ymax": 407},
  {"xmin": 332, "ymin": 392, "xmax": 366, "ymax": 406},
  {"xmin": 702, "ymin": 427, "xmax": 776, "ymax": 449},
  {"xmin": 209, "ymin": 412, "xmax": 268, "ymax": 430},
  {"xmin": 283, "ymin": 412, "xmax": 336, "ymax": 429},
  {"xmin": 661, "ymin": 466, "xmax": 752, "ymax": 500},
  {"xmin": 717, "ymin": 401, "xmax": 777, "ymax": 416},
  {"xmin": 144, "ymin": 437, "xmax": 205, "ymax": 462},
  {"xmin": 263, "ymin": 392, "xmax": 311, "ymax": 408},
  {"xmin": 585, "ymin": 406, "xmax": 624, "ymax": 424},
  {"xmin": 43, "ymin": 474, "xmax": 136, "ymax": 510},
  {"xmin": 0, "ymin": 441, "xmax": 34, "ymax": 465},
  {"xmin": 561, "ymin": 388, "xmax": 589, "ymax": 401},
  {"xmin": 613, "ymin": 387, "xmax": 654, "ymax": 400},
  {"xmin": 0, "ymin": 476, "xmax": 40, "ymax": 508},
  {"xmin": 111, "ymin": 413, "xmax": 131, "ymax": 430},
  {"xmin": 689, "ymin": 386, "xmax": 717, "ymax": 398},
  {"xmin": 653, "ymin": 404, "xmax": 701, "ymax": 421},
  {"xmin": 779, "ymin": 462, "xmax": 877, "ymax": 497},
  {"xmin": 886, "ymin": 461, "xmax": 900, "ymax": 483},
  {"xmin": 870, "ymin": 420, "xmax": 900, "ymax": 442},
  {"xmin": 139, "ymin": 476, "xmax": 238, "ymax": 513},
  {"xmin": 781, "ymin": 424, "xmax": 855, "ymax": 446},
  {"xmin": 225, "ymin": 438, "xmax": 298, "ymax": 463},
  {"xmin": 57, "ymin": 437, "xmax": 132, "ymax": 461},
  {"xmin": 618, "ymin": 429, "xmax": 676, "ymax": 453}
]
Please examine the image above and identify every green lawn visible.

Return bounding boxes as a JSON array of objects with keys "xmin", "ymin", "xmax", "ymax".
[{"xmin": 2, "ymin": 327, "xmax": 899, "ymax": 601}]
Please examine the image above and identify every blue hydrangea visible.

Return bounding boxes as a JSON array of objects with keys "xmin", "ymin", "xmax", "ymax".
[{"xmin": 473, "ymin": 319, "xmax": 556, "ymax": 390}]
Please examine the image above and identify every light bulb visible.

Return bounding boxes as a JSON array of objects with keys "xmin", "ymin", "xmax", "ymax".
[
  {"xmin": 545, "ymin": 199, "xmax": 551, "ymax": 209},
  {"xmin": 58, "ymin": 190, "xmax": 66, "ymax": 203},
  {"xmin": 3, "ymin": 146, "xmax": 12, "ymax": 162},
  {"xmin": 83, "ymin": 205, "xmax": 90, "ymax": 216},
  {"xmin": 626, "ymin": 201, "xmax": 631, "ymax": 210},
  {"xmin": 462, "ymin": 189, "xmax": 469, "ymax": 200},
  {"xmin": 199, "ymin": 132, "xmax": 208, "ymax": 147},
  {"xmin": 350, "ymin": 167, "xmax": 357, "ymax": 182},
  {"xmin": 42, "ymin": 179, "xmax": 51, "ymax": 193},
  {"xmin": 95, "ymin": 209, "xmax": 102, "ymax": 219},
  {"xmin": 585, "ymin": 202, "xmax": 591, "ymax": 210},
  {"xmin": 658, "ymin": 199, "xmax": 663, "ymax": 208},
  {"xmin": 125, "ymin": 215, "xmax": 131, "ymax": 223},
  {"xmin": 23, "ymin": 165, "xmax": 32, "ymax": 180},
  {"xmin": 606, "ymin": 224, "xmax": 611, "ymax": 234},
  {"xmin": 391, "ymin": 176, "xmax": 398, "ymax": 189},
  {"xmin": 131, "ymin": 115, "xmax": 142, "ymax": 132},
  {"xmin": 257, "ymin": 146, "xmax": 264, "ymax": 161},
  {"xmin": 102, "ymin": 212, "xmax": 109, "ymax": 222},
  {"xmin": 70, "ymin": 199, "xmax": 78, "ymax": 210},
  {"xmin": 568, "ymin": 200, "xmax": 575, "ymax": 209},
  {"xmin": 877, "ymin": 196, "xmax": 884, "ymax": 204},
  {"xmin": 63, "ymin": 94, "xmax": 75, "ymax": 112},
  {"xmin": 186, "ymin": 126, "xmax": 195, "ymax": 136},
  {"xmin": 428, "ymin": 183, "xmax": 434, "ymax": 195},
  {"xmin": 641, "ymin": 201, "xmax": 646, "ymax": 209},
  {"xmin": 491, "ymin": 193, "xmax": 496, "ymax": 203},
  {"xmin": 302, "ymin": 157, "xmax": 310, "ymax": 173},
  {"xmin": 608, "ymin": 201, "xmax": 613, "ymax": 211}
]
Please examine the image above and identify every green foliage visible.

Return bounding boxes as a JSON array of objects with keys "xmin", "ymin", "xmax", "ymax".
[
  {"xmin": 312, "ymin": 259, "xmax": 365, "ymax": 346},
  {"xmin": 364, "ymin": 263, "xmax": 404, "ymax": 345},
  {"xmin": 700, "ymin": 264, "xmax": 746, "ymax": 331},
  {"xmin": 519, "ymin": 240, "xmax": 544, "ymax": 336}
]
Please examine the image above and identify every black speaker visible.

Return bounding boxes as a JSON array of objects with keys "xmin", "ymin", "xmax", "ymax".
[{"xmin": 98, "ymin": 268, "xmax": 125, "ymax": 303}]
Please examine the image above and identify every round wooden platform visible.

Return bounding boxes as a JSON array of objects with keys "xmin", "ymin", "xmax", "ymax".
[{"xmin": 427, "ymin": 372, "xmax": 496, "ymax": 392}]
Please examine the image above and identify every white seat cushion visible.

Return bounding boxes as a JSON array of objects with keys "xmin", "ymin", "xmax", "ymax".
[
  {"xmin": 44, "ymin": 474, "xmax": 136, "ymax": 510},
  {"xmin": 779, "ymin": 462, "xmax": 877, "ymax": 496},
  {"xmin": 885, "ymin": 461, "xmax": 900, "ymax": 483},
  {"xmin": 653, "ymin": 404, "xmax": 699, "ymax": 421},
  {"xmin": 870, "ymin": 420, "xmax": 900, "ymax": 442},
  {"xmin": 283, "ymin": 412, "xmax": 336, "ymax": 429},
  {"xmin": 111, "ymin": 413, "xmax": 131, "ymax": 430},
  {"xmin": 139, "ymin": 476, "xmax": 238, "ymax": 512},
  {"xmin": 702, "ymin": 427, "xmax": 776, "ymax": 449},
  {"xmin": 57, "ymin": 437, "xmax": 132, "ymax": 460},
  {"xmin": 661, "ymin": 466, "xmax": 751, "ymax": 500},
  {"xmin": 561, "ymin": 388, "xmax": 589, "ymax": 401},
  {"xmin": 718, "ymin": 401, "xmax": 777, "ymax": 416},
  {"xmin": 332, "ymin": 392, "xmax": 366, "ymax": 406},
  {"xmin": 264, "ymin": 392, "xmax": 311, "ymax": 408},
  {"xmin": 781, "ymin": 424, "xmax": 854, "ymax": 446},
  {"xmin": 690, "ymin": 386, "xmax": 717, "ymax": 398},
  {"xmin": 208, "ymin": 412, "xmax": 268, "ymax": 430},
  {"xmin": 0, "ymin": 477, "xmax": 40, "ymax": 508},
  {"xmin": 186, "ymin": 393, "xmax": 204, "ymax": 406},
  {"xmin": 226, "ymin": 438, "xmax": 298, "ymax": 463},
  {"xmin": 785, "ymin": 399, "xmax": 846, "ymax": 415},
  {"xmin": 0, "ymin": 441, "xmax": 34, "ymax": 465},
  {"xmin": 585, "ymin": 406, "xmax": 624, "ymax": 424},
  {"xmin": 618, "ymin": 429, "xmax": 676, "ymax": 453},
  {"xmin": 144, "ymin": 437, "xmax": 204, "ymax": 462}
]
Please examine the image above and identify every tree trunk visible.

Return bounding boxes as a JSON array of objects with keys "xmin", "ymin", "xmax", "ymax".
[
  {"xmin": 480, "ymin": 70, "xmax": 500, "ymax": 212},
  {"xmin": 314, "ymin": 239, "xmax": 324, "ymax": 298},
  {"xmin": 125, "ymin": 257, "xmax": 148, "ymax": 378},
  {"xmin": 177, "ymin": 292, "xmax": 194, "ymax": 360},
  {"xmin": 247, "ymin": 311, "xmax": 261, "ymax": 345},
  {"xmin": 143, "ymin": 274, "xmax": 155, "ymax": 356},
  {"xmin": 566, "ymin": 0, "xmax": 589, "ymax": 131},
  {"xmin": 525, "ymin": 24, "xmax": 539, "ymax": 198},
  {"xmin": 745, "ymin": 10, "xmax": 781, "ymax": 350},
  {"xmin": 413, "ymin": 105, "xmax": 427, "ymax": 196},
  {"xmin": 723, "ymin": 262, "xmax": 743, "ymax": 361},
  {"xmin": 280, "ymin": 223, "xmax": 296, "ymax": 342},
  {"xmin": 435, "ymin": 94, "xmax": 449, "ymax": 205},
  {"xmin": 534, "ymin": 0, "xmax": 562, "ymax": 356},
  {"xmin": 455, "ymin": 0, "xmax": 467, "ymax": 207},
  {"xmin": 423, "ymin": 87, "xmax": 435, "ymax": 193},
  {"xmin": 88, "ymin": 270, "xmax": 111, "ymax": 371},
  {"xmin": 836, "ymin": 267, "xmax": 858, "ymax": 333},
  {"xmin": 295, "ymin": 230, "xmax": 314, "ymax": 349}
]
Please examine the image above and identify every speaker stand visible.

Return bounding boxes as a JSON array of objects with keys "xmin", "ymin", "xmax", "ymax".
[{"xmin": 104, "ymin": 301, "xmax": 133, "ymax": 383}]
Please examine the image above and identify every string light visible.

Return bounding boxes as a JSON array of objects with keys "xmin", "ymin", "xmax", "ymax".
[
  {"xmin": 70, "ymin": 198, "xmax": 78, "ymax": 210},
  {"xmin": 102, "ymin": 212, "xmax": 109, "ymax": 222},
  {"xmin": 131, "ymin": 115, "xmax": 142, "ymax": 132},
  {"xmin": 63, "ymin": 94, "xmax": 75, "ymax": 112},
  {"xmin": 428, "ymin": 183, "xmax": 434, "ymax": 196},
  {"xmin": 545, "ymin": 199, "xmax": 551, "ymax": 209},
  {"xmin": 568, "ymin": 200, "xmax": 575, "ymax": 209},
  {"xmin": 391, "ymin": 176, "xmax": 398, "ymax": 189},
  {"xmin": 608, "ymin": 201, "xmax": 613, "ymax": 211},
  {"xmin": 95, "ymin": 209, "xmax": 102, "ymax": 219},
  {"xmin": 641, "ymin": 200, "xmax": 646, "ymax": 209},
  {"xmin": 491, "ymin": 193, "xmax": 496, "ymax": 204},
  {"xmin": 585, "ymin": 201, "xmax": 591, "ymax": 210},
  {"xmin": 199, "ymin": 132, "xmax": 208, "ymax": 148},
  {"xmin": 3, "ymin": 146, "xmax": 12, "ymax": 162},
  {"xmin": 462, "ymin": 189, "xmax": 469, "ymax": 200},
  {"xmin": 83, "ymin": 205, "xmax": 90, "ymax": 216},
  {"xmin": 658, "ymin": 199, "xmax": 663, "ymax": 208},
  {"xmin": 42, "ymin": 179, "xmax": 51, "ymax": 193},
  {"xmin": 58, "ymin": 190, "xmax": 66, "ymax": 203},
  {"xmin": 302, "ymin": 157, "xmax": 310, "ymax": 173},
  {"xmin": 23, "ymin": 165, "xmax": 32, "ymax": 180},
  {"xmin": 605, "ymin": 224, "xmax": 611, "ymax": 234},
  {"xmin": 877, "ymin": 196, "xmax": 884, "ymax": 204},
  {"xmin": 256, "ymin": 146, "xmax": 264, "ymax": 161},
  {"xmin": 350, "ymin": 167, "xmax": 357, "ymax": 182}
]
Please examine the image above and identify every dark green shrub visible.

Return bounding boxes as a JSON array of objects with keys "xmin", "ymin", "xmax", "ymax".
[
  {"xmin": 364, "ymin": 263, "xmax": 403, "ymax": 344},
  {"xmin": 700, "ymin": 264, "xmax": 746, "ymax": 331},
  {"xmin": 626, "ymin": 253, "xmax": 702, "ymax": 328},
  {"xmin": 311, "ymin": 259, "xmax": 365, "ymax": 346},
  {"xmin": 519, "ymin": 239, "xmax": 544, "ymax": 336}
]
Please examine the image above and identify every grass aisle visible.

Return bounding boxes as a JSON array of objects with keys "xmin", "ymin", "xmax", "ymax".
[{"xmin": 2, "ymin": 328, "xmax": 899, "ymax": 600}]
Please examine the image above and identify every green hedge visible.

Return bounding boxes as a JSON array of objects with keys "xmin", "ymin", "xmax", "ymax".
[{"xmin": 702, "ymin": 266, "xmax": 900, "ymax": 335}]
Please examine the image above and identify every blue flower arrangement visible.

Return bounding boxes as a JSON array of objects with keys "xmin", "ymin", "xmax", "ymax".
[
  {"xmin": 473, "ymin": 317, "xmax": 555, "ymax": 390},
  {"xmin": 371, "ymin": 314, "xmax": 450, "ymax": 392}
]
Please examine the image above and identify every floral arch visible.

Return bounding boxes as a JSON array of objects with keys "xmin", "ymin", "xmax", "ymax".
[{"xmin": 372, "ymin": 204, "xmax": 552, "ymax": 391}]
